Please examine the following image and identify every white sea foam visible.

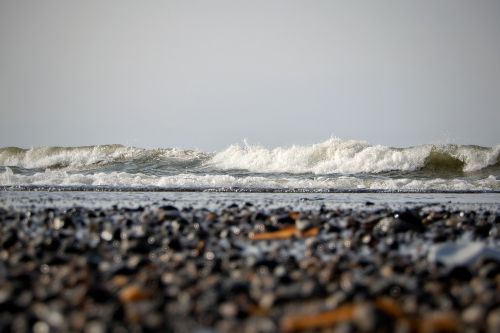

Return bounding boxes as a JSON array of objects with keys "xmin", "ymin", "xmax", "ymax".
[
  {"xmin": 0, "ymin": 145, "xmax": 207, "ymax": 170},
  {"xmin": 210, "ymin": 138, "xmax": 500, "ymax": 174},
  {"xmin": 1, "ymin": 167, "xmax": 498, "ymax": 192},
  {"xmin": 0, "ymin": 145, "xmax": 137, "ymax": 169}
]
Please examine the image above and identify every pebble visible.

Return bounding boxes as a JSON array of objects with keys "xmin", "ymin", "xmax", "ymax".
[
  {"xmin": 0, "ymin": 204, "xmax": 498, "ymax": 332},
  {"xmin": 428, "ymin": 242, "xmax": 500, "ymax": 267},
  {"xmin": 487, "ymin": 308, "xmax": 500, "ymax": 333},
  {"xmin": 119, "ymin": 285, "xmax": 151, "ymax": 303}
]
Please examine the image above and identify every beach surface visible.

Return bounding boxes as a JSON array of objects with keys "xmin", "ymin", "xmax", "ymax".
[{"xmin": 1, "ymin": 190, "xmax": 499, "ymax": 332}]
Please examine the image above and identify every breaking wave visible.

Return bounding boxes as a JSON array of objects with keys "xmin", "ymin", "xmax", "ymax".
[
  {"xmin": 0, "ymin": 168, "xmax": 498, "ymax": 192},
  {"xmin": 0, "ymin": 139, "xmax": 499, "ymax": 191},
  {"xmin": 1, "ymin": 139, "xmax": 499, "ymax": 174},
  {"xmin": 0, "ymin": 145, "xmax": 209, "ymax": 171},
  {"xmin": 210, "ymin": 139, "xmax": 500, "ymax": 174}
]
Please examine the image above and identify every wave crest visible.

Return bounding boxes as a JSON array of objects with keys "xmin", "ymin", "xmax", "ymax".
[
  {"xmin": 210, "ymin": 139, "xmax": 500, "ymax": 174},
  {"xmin": 0, "ymin": 145, "xmax": 208, "ymax": 170},
  {"xmin": 0, "ymin": 139, "xmax": 499, "ymax": 175}
]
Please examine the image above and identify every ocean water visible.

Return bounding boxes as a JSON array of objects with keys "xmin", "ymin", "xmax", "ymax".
[
  {"xmin": 1, "ymin": 191, "xmax": 499, "ymax": 212},
  {"xmin": 0, "ymin": 138, "xmax": 499, "ymax": 192}
]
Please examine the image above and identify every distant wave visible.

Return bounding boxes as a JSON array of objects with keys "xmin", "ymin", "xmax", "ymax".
[
  {"xmin": 211, "ymin": 139, "xmax": 500, "ymax": 174},
  {"xmin": 0, "ymin": 145, "xmax": 209, "ymax": 171},
  {"xmin": 1, "ymin": 139, "xmax": 499, "ymax": 175}
]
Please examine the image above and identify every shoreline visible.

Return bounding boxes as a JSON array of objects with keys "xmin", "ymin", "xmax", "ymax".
[
  {"xmin": 1, "ymin": 198, "xmax": 499, "ymax": 332},
  {"xmin": 1, "ymin": 185, "xmax": 500, "ymax": 194}
]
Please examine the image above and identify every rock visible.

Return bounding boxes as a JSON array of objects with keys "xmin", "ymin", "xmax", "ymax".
[
  {"xmin": 418, "ymin": 311, "xmax": 459, "ymax": 333},
  {"xmin": 168, "ymin": 238, "xmax": 183, "ymax": 251},
  {"xmin": 273, "ymin": 214, "xmax": 295, "ymax": 225},
  {"xmin": 0, "ymin": 201, "xmax": 498, "ymax": 333},
  {"xmin": 397, "ymin": 210, "xmax": 424, "ymax": 230},
  {"xmin": 462, "ymin": 305, "xmax": 485, "ymax": 327},
  {"xmin": 446, "ymin": 266, "xmax": 472, "ymax": 281},
  {"xmin": 487, "ymin": 308, "xmax": 500, "ymax": 333},
  {"xmin": 353, "ymin": 303, "xmax": 377, "ymax": 331},
  {"xmin": 119, "ymin": 285, "xmax": 151, "ymax": 303},
  {"xmin": 160, "ymin": 205, "xmax": 178, "ymax": 211},
  {"xmin": 428, "ymin": 242, "xmax": 500, "ymax": 267},
  {"xmin": 87, "ymin": 286, "xmax": 114, "ymax": 303},
  {"xmin": 280, "ymin": 303, "xmax": 355, "ymax": 332},
  {"xmin": 374, "ymin": 214, "xmax": 424, "ymax": 234},
  {"xmin": 295, "ymin": 219, "xmax": 312, "ymax": 231},
  {"xmin": 84, "ymin": 321, "xmax": 106, "ymax": 333},
  {"xmin": 288, "ymin": 211, "xmax": 301, "ymax": 221},
  {"xmin": 250, "ymin": 225, "xmax": 319, "ymax": 240},
  {"xmin": 219, "ymin": 302, "xmax": 238, "ymax": 318},
  {"xmin": 2, "ymin": 230, "xmax": 18, "ymax": 249}
]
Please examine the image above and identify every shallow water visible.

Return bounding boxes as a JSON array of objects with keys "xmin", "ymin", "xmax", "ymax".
[{"xmin": 1, "ymin": 190, "xmax": 499, "ymax": 212}]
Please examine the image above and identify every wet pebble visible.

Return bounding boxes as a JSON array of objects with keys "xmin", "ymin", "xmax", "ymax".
[{"xmin": 0, "ymin": 204, "xmax": 498, "ymax": 332}]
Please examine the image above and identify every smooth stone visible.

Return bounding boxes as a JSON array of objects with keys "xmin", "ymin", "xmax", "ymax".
[
  {"xmin": 462, "ymin": 305, "xmax": 485, "ymax": 326},
  {"xmin": 428, "ymin": 242, "xmax": 500, "ymax": 268},
  {"xmin": 487, "ymin": 308, "xmax": 500, "ymax": 333},
  {"xmin": 374, "ymin": 213, "xmax": 424, "ymax": 234}
]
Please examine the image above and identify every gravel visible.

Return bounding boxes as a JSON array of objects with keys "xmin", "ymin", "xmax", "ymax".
[{"xmin": 0, "ymin": 202, "xmax": 499, "ymax": 332}]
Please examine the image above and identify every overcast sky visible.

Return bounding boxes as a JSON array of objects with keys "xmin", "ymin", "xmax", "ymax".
[{"xmin": 1, "ymin": 0, "xmax": 499, "ymax": 151}]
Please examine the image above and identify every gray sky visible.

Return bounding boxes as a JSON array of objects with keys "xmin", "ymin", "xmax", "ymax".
[{"xmin": 1, "ymin": 0, "xmax": 499, "ymax": 151}]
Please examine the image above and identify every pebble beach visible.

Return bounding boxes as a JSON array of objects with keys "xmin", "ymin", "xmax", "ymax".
[
  {"xmin": 2, "ymin": 2, "xmax": 500, "ymax": 331},
  {"xmin": 0, "ymin": 0, "xmax": 500, "ymax": 333},
  {"xmin": 1, "ymin": 192, "xmax": 499, "ymax": 332}
]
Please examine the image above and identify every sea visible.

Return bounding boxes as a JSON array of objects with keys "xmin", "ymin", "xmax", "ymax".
[
  {"xmin": 0, "ymin": 138, "xmax": 498, "ymax": 193},
  {"xmin": 1, "ymin": 138, "xmax": 499, "ymax": 209}
]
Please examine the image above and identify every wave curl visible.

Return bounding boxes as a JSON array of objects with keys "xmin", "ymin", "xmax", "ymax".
[{"xmin": 210, "ymin": 139, "xmax": 500, "ymax": 174}]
